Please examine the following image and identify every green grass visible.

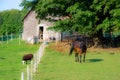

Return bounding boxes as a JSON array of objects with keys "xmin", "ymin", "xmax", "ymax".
[
  {"xmin": 0, "ymin": 39, "xmax": 40, "ymax": 80},
  {"xmin": 34, "ymin": 46, "xmax": 120, "ymax": 80}
]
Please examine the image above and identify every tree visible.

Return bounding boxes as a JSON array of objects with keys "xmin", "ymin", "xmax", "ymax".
[
  {"xmin": 35, "ymin": 0, "xmax": 75, "ymax": 18},
  {"xmin": 20, "ymin": 0, "xmax": 38, "ymax": 10},
  {"xmin": 0, "ymin": 9, "xmax": 23, "ymax": 35},
  {"xmin": 35, "ymin": 0, "xmax": 120, "ymax": 46}
]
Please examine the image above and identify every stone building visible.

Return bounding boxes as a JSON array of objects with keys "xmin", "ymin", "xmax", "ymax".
[{"xmin": 22, "ymin": 10, "xmax": 61, "ymax": 44}]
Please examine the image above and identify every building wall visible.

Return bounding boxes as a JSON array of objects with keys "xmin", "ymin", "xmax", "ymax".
[
  {"xmin": 22, "ymin": 11, "xmax": 39, "ymax": 40},
  {"xmin": 37, "ymin": 20, "xmax": 61, "ymax": 41},
  {"xmin": 22, "ymin": 10, "xmax": 61, "ymax": 43}
]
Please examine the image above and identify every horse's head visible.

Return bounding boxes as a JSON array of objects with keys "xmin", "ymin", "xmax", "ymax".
[{"xmin": 69, "ymin": 41, "xmax": 74, "ymax": 55}]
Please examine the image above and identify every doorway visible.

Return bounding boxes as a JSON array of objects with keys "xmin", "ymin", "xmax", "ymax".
[{"xmin": 39, "ymin": 26, "xmax": 44, "ymax": 40}]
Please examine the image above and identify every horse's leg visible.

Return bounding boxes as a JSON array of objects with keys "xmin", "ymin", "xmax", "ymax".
[
  {"xmin": 75, "ymin": 53, "xmax": 78, "ymax": 62},
  {"xmin": 83, "ymin": 53, "xmax": 86, "ymax": 62},
  {"xmin": 77, "ymin": 53, "xmax": 79, "ymax": 62},
  {"xmin": 79, "ymin": 54, "xmax": 82, "ymax": 63}
]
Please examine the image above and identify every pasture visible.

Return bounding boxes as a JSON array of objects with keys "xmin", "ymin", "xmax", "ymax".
[
  {"xmin": 0, "ymin": 39, "xmax": 40, "ymax": 80},
  {"xmin": 34, "ymin": 42, "xmax": 120, "ymax": 80}
]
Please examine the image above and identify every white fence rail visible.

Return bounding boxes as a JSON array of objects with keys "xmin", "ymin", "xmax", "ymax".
[{"xmin": 21, "ymin": 43, "xmax": 45, "ymax": 80}]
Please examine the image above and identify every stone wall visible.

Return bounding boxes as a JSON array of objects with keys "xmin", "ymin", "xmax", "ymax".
[
  {"xmin": 22, "ymin": 10, "xmax": 61, "ymax": 43},
  {"xmin": 22, "ymin": 11, "xmax": 39, "ymax": 41}
]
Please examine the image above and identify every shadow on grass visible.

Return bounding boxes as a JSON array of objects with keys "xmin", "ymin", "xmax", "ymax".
[
  {"xmin": 86, "ymin": 59, "xmax": 104, "ymax": 63},
  {"xmin": 0, "ymin": 57, "xmax": 5, "ymax": 60}
]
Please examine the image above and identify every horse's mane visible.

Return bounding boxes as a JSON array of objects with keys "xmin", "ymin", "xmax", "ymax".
[{"xmin": 79, "ymin": 41, "xmax": 87, "ymax": 53}]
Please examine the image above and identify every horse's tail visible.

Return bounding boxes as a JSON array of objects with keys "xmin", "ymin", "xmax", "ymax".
[{"xmin": 69, "ymin": 44, "xmax": 74, "ymax": 55}]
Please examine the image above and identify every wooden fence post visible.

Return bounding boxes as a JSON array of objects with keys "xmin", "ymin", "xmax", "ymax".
[
  {"xmin": 21, "ymin": 72, "xmax": 24, "ymax": 80},
  {"xmin": 11, "ymin": 33, "xmax": 13, "ymax": 41},
  {"xmin": 21, "ymin": 43, "xmax": 45, "ymax": 80},
  {"xmin": 27, "ymin": 65, "xmax": 30, "ymax": 80},
  {"xmin": 31, "ymin": 61, "xmax": 33, "ymax": 80},
  {"xmin": 19, "ymin": 33, "xmax": 21, "ymax": 45}
]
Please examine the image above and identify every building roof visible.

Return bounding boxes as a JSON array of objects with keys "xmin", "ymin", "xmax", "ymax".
[
  {"xmin": 22, "ymin": 9, "xmax": 34, "ymax": 21},
  {"xmin": 22, "ymin": 9, "xmax": 70, "ymax": 22}
]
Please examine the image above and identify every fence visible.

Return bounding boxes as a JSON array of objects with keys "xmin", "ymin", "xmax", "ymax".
[
  {"xmin": 62, "ymin": 33, "xmax": 120, "ymax": 48},
  {"xmin": 0, "ymin": 33, "xmax": 22, "ymax": 44},
  {"xmin": 0, "ymin": 33, "xmax": 21, "ymax": 41},
  {"xmin": 21, "ymin": 43, "xmax": 45, "ymax": 80},
  {"xmin": 62, "ymin": 34, "xmax": 94, "ymax": 47}
]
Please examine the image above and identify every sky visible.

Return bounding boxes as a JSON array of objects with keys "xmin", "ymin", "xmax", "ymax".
[{"xmin": 0, "ymin": 0, "xmax": 22, "ymax": 11}]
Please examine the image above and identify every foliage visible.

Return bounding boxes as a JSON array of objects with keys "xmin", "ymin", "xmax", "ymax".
[
  {"xmin": 0, "ymin": 9, "xmax": 23, "ymax": 35},
  {"xmin": 35, "ymin": 0, "xmax": 120, "ymax": 36},
  {"xmin": 20, "ymin": 0, "xmax": 38, "ymax": 10},
  {"xmin": 35, "ymin": 0, "xmax": 75, "ymax": 19}
]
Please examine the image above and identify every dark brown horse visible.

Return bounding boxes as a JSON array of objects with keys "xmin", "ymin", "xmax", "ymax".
[
  {"xmin": 22, "ymin": 54, "xmax": 33, "ymax": 64},
  {"xmin": 69, "ymin": 40, "xmax": 87, "ymax": 63}
]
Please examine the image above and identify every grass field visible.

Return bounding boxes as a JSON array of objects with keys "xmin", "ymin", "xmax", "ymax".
[
  {"xmin": 34, "ymin": 43, "xmax": 120, "ymax": 80},
  {"xmin": 0, "ymin": 39, "xmax": 40, "ymax": 80}
]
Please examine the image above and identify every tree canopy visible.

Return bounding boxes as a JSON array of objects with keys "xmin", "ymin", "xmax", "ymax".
[
  {"xmin": 20, "ymin": 0, "xmax": 38, "ymax": 10},
  {"xmin": 35, "ymin": 0, "xmax": 120, "ymax": 35},
  {"xmin": 34, "ymin": 0, "xmax": 120, "ymax": 45},
  {"xmin": 19, "ymin": 0, "xmax": 120, "ymax": 46},
  {"xmin": 0, "ymin": 9, "xmax": 23, "ymax": 35}
]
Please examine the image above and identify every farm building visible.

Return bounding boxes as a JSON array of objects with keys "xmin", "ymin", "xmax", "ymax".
[{"xmin": 22, "ymin": 10, "xmax": 61, "ymax": 44}]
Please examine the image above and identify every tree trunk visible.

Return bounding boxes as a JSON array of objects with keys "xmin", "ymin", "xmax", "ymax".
[{"xmin": 93, "ymin": 29, "xmax": 104, "ymax": 48}]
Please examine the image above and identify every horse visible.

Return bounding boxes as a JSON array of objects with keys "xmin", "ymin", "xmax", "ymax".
[
  {"xmin": 22, "ymin": 54, "xmax": 33, "ymax": 64},
  {"xmin": 69, "ymin": 40, "xmax": 87, "ymax": 63}
]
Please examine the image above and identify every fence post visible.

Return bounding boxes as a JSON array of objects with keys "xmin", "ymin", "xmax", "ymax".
[
  {"xmin": 11, "ymin": 33, "xmax": 13, "ymax": 41},
  {"xmin": 21, "ymin": 72, "xmax": 24, "ymax": 80},
  {"xmin": 19, "ymin": 33, "xmax": 21, "ymax": 45},
  {"xmin": 2, "ymin": 35, "xmax": 3, "ymax": 42},
  {"xmin": 33, "ymin": 54, "xmax": 37, "ymax": 73},
  {"xmin": 6, "ymin": 32, "xmax": 8, "ymax": 44},
  {"xmin": 31, "ymin": 61, "xmax": 33, "ymax": 80},
  {"xmin": 27, "ymin": 65, "xmax": 30, "ymax": 80},
  {"xmin": 21, "ymin": 43, "xmax": 45, "ymax": 80},
  {"xmin": 0, "ymin": 36, "xmax": 1, "ymax": 42}
]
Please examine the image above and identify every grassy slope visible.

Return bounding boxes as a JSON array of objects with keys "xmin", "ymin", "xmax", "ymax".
[
  {"xmin": 0, "ymin": 39, "xmax": 40, "ymax": 80},
  {"xmin": 34, "ymin": 45, "xmax": 120, "ymax": 80}
]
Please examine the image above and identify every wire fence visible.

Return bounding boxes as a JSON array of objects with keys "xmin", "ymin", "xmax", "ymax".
[
  {"xmin": 0, "ymin": 34, "xmax": 22, "ymax": 45},
  {"xmin": 62, "ymin": 33, "xmax": 120, "ymax": 48},
  {"xmin": 21, "ymin": 43, "xmax": 45, "ymax": 80},
  {"xmin": 0, "ymin": 34, "xmax": 21, "ymax": 41}
]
